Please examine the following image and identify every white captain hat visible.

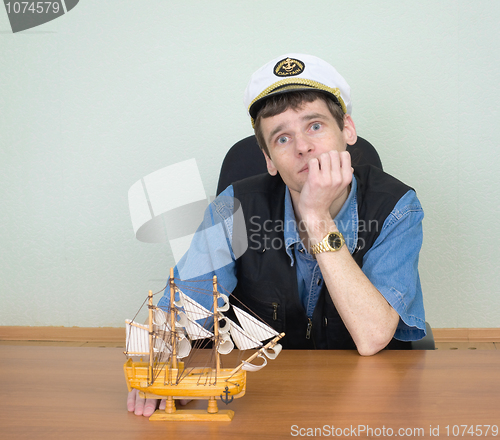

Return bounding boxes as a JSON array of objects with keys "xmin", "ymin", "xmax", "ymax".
[{"xmin": 244, "ymin": 53, "xmax": 352, "ymax": 126}]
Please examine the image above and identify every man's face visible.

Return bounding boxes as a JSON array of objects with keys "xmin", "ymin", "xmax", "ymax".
[{"xmin": 260, "ymin": 99, "xmax": 357, "ymax": 196}]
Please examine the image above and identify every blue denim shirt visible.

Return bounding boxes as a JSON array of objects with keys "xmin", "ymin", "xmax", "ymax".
[{"xmin": 158, "ymin": 175, "xmax": 426, "ymax": 342}]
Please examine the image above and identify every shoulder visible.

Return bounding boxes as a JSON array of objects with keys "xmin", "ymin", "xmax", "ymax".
[
  {"xmin": 354, "ymin": 165, "xmax": 418, "ymax": 221},
  {"xmin": 354, "ymin": 164, "xmax": 414, "ymax": 201},
  {"xmin": 382, "ymin": 189, "xmax": 424, "ymax": 232},
  {"xmin": 231, "ymin": 174, "xmax": 286, "ymax": 222},
  {"xmin": 207, "ymin": 185, "xmax": 235, "ymax": 222}
]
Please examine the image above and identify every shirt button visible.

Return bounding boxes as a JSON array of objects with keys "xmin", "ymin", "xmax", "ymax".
[{"xmin": 317, "ymin": 278, "xmax": 322, "ymax": 286}]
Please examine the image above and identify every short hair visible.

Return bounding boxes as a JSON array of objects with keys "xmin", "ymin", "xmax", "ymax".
[{"xmin": 254, "ymin": 90, "xmax": 345, "ymax": 156}]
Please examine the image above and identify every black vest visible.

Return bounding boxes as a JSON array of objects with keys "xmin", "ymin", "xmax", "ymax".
[{"xmin": 231, "ymin": 165, "xmax": 413, "ymax": 350}]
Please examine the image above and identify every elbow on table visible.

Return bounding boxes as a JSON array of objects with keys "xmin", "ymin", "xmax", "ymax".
[
  {"xmin": 357, "ymin": 343, "xmax": 385, "ymax": 357},
  {"xmin": 355, "ymin": 333, "xmax": 395, "ymax": 356},
  {"xmin": 356, "ymin": 310, "xmax": 400, "ymax": 356}
]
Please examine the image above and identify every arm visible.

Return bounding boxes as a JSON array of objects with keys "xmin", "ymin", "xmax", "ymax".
[
  {"xmin": 313, "ymin": 228, "xmax": 400, "ymax": 356},
  {"xmin": 359, "ymin": 191, "xmax": 425, "ymax": 342},
  {"xmin": 298, "ymin": 151, "xmax": 401, "ymax": 356}
]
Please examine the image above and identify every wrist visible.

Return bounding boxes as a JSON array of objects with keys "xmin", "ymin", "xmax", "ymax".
[
  {"xmin": 303, "ymin": 216, "xmax": 338, "ymax": 245},
  {"xmin": 311, "ymin": 231, "xmax": 346, "ymax": 255}
]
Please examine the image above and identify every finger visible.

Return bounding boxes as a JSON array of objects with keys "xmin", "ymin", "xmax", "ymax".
[
  {"xmin": 319, "ymin": 151, "xmax": 334, "ymax": 173},
  {"xmin": 134, "ymin": 390, "xmax": 145, "ymax": 416},
  {"xmin": 178, "ymin": 399, "xmax": 192, "ymax": 406},
  {"xmin": 143, "ymin": 398, "xmax": 158, "ymax": 417},
  {"xmin": 339, "ymin": 151, "xmax": 353, "ymax": 184},
  {"xmin": 308, "ymin": 157, "xmax": 320, "ymax": 174},
  {"xmin": 327, "ymin": 150, "xmax": 341, "ymax": 181},
  {"xmin": 339, "ymin": 150, "xmax": 352, "ymax": 170},
  {"xmin": 306, "ymin": 157, "xmax": 320, "ymax": 185},
  {"xmin": 159, "ymin": 399, "xmax": 166, "ymax": 411},
  {"xmin": 127, "ymin": 389, "xmax": 137, "ymax": 412}
]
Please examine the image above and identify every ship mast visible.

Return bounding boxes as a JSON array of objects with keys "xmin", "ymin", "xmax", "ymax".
[
  {"xmin": 212, "ymin": 275, "xmax": 220, "ymax": 378},
  {"xmin": 148, "ymin": 289, "xmax": 154, "ymax": 385},
  {"xmin": 169, "ymin": 267, "xmax": 177, "ymax": 369}
]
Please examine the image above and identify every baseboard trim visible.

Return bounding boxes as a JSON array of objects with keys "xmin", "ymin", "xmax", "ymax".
[
  {"xmin": 433, "ymin": 328, "xmax": 500, "ymax": 342},
  {"xmin": 0, "ymin": 326, "xmax": 124, "ymax": 342},
  {"xmin": 1, "ymin": 326, "xmax": 499, "ymax": 343}
]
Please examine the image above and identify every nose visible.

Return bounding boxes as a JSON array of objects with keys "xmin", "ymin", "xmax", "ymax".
[{"xmin": 295, "ymin": 133, "xmax": 313, "ymax": 156}]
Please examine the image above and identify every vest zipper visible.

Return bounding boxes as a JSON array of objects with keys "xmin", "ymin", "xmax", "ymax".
[
  {"xmin": 272, "ymin": 302, "xmax": 278, "ymax": 321},
  {"xmin": 306, "ymin": 318, "xmax": 313, "ymax": 339}
]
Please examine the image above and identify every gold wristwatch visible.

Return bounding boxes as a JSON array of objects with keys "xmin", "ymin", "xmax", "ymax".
[{"xmin": 311, "ymin": 231, "xmax": 345, "ymax": 255}]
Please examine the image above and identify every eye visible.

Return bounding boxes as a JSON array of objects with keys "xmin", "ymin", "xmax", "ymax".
[
  {"xmin": 311, "ymin": 123, "xmax": 321, "ymax": 131},
  {"xmin": 277, "ymin": 135, "xmax": 289, "ymax": 145}
]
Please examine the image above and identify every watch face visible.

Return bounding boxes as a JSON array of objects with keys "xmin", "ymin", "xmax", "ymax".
[{"xmin": 328, "ymin": 233, "xmax": 343, "ymax": 250}]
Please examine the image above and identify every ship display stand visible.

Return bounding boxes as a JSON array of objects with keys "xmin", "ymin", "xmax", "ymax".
[{"xmin": 123, "ymin": 268, "xmax": 284, "ymax": 421}]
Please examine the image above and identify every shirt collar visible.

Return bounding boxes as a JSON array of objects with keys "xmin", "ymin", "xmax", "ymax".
[{"xmin": 283, "ymin": 175, "xmax": 359, "ymax": 264}]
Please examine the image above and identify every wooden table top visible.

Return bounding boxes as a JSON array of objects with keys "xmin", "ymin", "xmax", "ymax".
[{"xmin": 1, "ymin": 346, "xmax": 499, "ymax": 439}]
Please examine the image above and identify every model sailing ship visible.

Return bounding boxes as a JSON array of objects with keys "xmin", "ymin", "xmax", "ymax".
[{"xmin": 123, "ymin": 268, "xmax": 285, "ymax": 421}]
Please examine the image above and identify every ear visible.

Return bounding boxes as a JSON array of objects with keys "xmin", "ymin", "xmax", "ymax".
[
  {"xmin": 262, "ymin": 150, "xmax": 278, "ymax": 176},
  {"xmin": 343, "ymin": 114, "xmax": 358, "ymax": 146}
]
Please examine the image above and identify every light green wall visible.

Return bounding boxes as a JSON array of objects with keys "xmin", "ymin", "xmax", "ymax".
[{"xmin": 1, "ymin": 1, "xmax": 499, "ymax": 328}]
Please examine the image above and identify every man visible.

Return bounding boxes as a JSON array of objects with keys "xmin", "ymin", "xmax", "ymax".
[{"xmin": 128, "ymin": 53, "xmax": 425, "ymax": 416}]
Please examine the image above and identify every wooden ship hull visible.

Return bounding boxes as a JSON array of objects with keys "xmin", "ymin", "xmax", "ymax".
[{"xmin": 123, "ymin": 359, "xmax": 247, "ymax": 400}]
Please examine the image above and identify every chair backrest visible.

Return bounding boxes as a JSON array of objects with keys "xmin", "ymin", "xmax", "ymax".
[{"xmin": 216, "ymin": 134, "xmax": 383, "ymax": 195}]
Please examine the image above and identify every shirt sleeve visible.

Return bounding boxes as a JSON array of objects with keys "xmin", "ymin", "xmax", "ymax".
[
  {"xmin": 360, "ymin": 190, "xmax": 426, "ymax": 341},
  {"xmin": 157, "ymin": 185, "xmax": 238, "ymax": 312}
]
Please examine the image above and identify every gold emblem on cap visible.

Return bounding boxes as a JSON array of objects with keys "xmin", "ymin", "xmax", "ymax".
[{"xmin": 274, "ymin": 57, "xmax": 304, "ymax": 77}]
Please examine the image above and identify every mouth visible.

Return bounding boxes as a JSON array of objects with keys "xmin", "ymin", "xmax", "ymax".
[{"xmin": 299, "ymin": 165, "xmax": 309, "ymax": 173}]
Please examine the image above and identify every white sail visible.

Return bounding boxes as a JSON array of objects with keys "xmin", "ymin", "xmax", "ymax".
[
  {"xmin": 153, "ymin": 308, "xmax": 169, "ymax": 326},
  {"xmin": 158, "ymin": 332, "xmax": 192, "ymax": 359},
  {"xmin": 174, "ymin": 288, "xmax": 184, "ymax": 308},
  {"xmin": 126, "ymin": 320, "xmax": 191, "ymax": 359},
  {"xmin": 178, "ymin": 291, "xmax": 213, "ymax": 321},
  {"xmin": 175, "ymin": 333, "xmax": 192, "ymax": 359},
  {"xmin": 125, "ymin": 320, "xmax": 150, "ymax": 355},
  {"xmin": 153, "ymin": 335, "xmax": 170, "ymax": 362},
  {"xmin": 228, "ymin": 318, "xmax": 262, "ymax": 350},
  {"xmin": 241, "ymin": 353, "xmax": 268, "ymax": 372},
  {"xmin": 218, "ymin": 318, "xmax": 230, "ymax": 334},
  {"xmin": 262, "ymin": 343, "xmax": 282, "ymax": 359},
  {"xmin": 217, "ymin": 293, "xmax": 230, "ymax": 312},
  {"xmin": 217, "ymin": 332, "xmax": 234, "ymax": 355},
  {"xmin": 154, "ymin": 335, "xmax": 168, "ymax": 352},
  {"xmin": 233, "ymin": 306, "xmax": 279, "ymax": 342},
  {"xmin": 177, "ymin": 311, "xmax": 214, "ymax": 340}
]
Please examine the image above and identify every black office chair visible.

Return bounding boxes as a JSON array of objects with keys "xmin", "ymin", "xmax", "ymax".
[
  {"xmin": 411, "ymin": 322, "xmax": 435, "ymax": 350},
  {"xmin": 217, "ymin": 134, "xmax": 435, "ymax": 350}
]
